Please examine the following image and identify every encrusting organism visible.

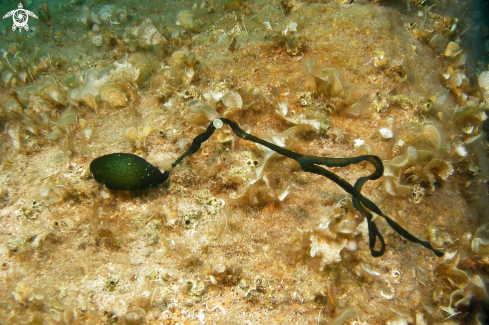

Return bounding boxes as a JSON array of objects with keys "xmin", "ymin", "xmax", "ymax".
[{"xmin": 90, "ymin": 118, "xmax": 443, "ymax": 258}]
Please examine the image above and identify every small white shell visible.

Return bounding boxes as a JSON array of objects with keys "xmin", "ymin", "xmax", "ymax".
[{"xmin": 379, "ymin": 127, "xmax": 393, "ymax": 139}]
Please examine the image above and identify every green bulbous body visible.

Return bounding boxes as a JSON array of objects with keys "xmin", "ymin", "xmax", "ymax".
[{"xmin": 90, "ymin": 153, "xmax": 168, "ymax": 190}]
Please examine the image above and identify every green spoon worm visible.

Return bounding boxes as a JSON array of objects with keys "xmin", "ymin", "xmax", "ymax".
[
  {"xmin": 90, "ymin": 153, "xmax": 170, "ymax": 191},
  {"xmin": 90, "ymin": 118, "xmax": 443, "ymax": 257}
]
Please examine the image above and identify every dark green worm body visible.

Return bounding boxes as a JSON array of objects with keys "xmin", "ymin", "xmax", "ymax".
[
  {"xmin": 90, "ymin": 153, "xmax": 169, "ymax": 190},
  {"xmin": 90, "ymin": 119, "xmax": 443, "ymax": 257}
]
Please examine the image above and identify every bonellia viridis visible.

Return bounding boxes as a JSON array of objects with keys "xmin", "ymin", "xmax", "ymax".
[{"xmin": 90, "ymin": 118, "xmax": 443, "ymax": 258}]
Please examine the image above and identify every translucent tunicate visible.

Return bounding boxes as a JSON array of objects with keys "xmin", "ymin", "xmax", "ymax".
[
  {"xmin": 445, "ymin": 42, "xmax": 462, "ymax": 58},
  {"xmin": 59, "ymin": 113, "xmax": 77, "ymax": 127},
  {"xmin": 429, "ymin": 89, "xmax": 450, "ymax": 107},
  {"xmin": 479, "ymin": 71, "xmax": 489, "ymax": 100},
  {"xmin": 314, "ymin": 68, "xmax": 342, "ymax": 97},
  {"xmin": 472, "ymin": 223, "xmax": 489, "ymax": 255},
  {"xmin": 176, "ymin": 10, "xmax": 194, "ymax": 29},
  {"xmin": 98, "ymin": 5, "xmax": 114, "ymax": 22},
  {"xmin": 68, "ymin": 88, "xmax": 81, "ymax": 104},
  {"xmin": 100, "ymin": 82, "xmax": 127, "ymax": 107},
  {"xmin": 48, "ymin": 131, "xmax": 62, "ymax": 140},
  {"xmin": 49, "ymin": 309, "xmax": 62, "ymax": 322},
  {"xmin": 81, "ymin": 88, "xmax": 99, "ymax": 109},
  {"xmin": 330, "ymin": 310, "xmax": 357, "ymax": 325},
  {"xmin": 188, "ymin": 99, "xmax": 218, "ymax": 120},
  {"xmin": 221, "ymin": 91, "xmax": 243, "ymax": 109}
]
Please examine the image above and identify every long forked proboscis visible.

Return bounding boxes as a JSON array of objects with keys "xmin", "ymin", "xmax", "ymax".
[{"xmin": 172, "ymin": 118, "xmax": 443, "ymax": 257}]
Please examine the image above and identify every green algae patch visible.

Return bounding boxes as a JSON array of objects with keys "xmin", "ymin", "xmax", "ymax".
[{"xmin": 90, "ymin": 153, "xmax": 169, "ymax": 190}]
